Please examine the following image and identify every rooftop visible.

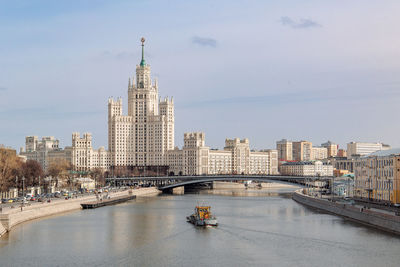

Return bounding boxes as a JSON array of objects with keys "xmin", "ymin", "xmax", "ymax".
[{"xmin": 364, "ymin": 148, "xmax": 400, "ymax": 158}]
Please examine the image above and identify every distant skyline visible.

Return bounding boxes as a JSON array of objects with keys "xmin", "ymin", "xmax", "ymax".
[{"xmin": 1, "ymin": 1, "xmax": 400, "ymax": 151}]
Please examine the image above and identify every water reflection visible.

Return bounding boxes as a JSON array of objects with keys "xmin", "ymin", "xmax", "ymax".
[{"xmin": 1, "ymin": 189, "xmax": 400, "ymax": 267}]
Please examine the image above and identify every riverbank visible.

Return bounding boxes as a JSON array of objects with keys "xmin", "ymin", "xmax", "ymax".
[
  {"xmin": 0, "ymin": 187, "xmax": 160, "ymax": 237},
  {"xmin": 292, "ymin": 189, "xmax": 400, "ymax": 235}
]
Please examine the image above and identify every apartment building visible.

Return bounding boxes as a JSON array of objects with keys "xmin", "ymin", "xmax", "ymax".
[
  {"xmin": 347, "ymin": 142, "xmax": 390, "ymax": 159},
  {"xmin": 280, "ymin": 161, "xmax": 333, "ymax": 177},
  {"xmin": 354, "ymin": 149, "xmax": 400, "ymax": 204},
  {"xmin": 167, "ymin": 133, "xmax": 278, "ymax": 176}
]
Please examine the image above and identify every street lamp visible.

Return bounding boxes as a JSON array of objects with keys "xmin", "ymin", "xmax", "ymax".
[{"xmin": 22, "ymin": 176, "xmax": 25, "ymax": 197}]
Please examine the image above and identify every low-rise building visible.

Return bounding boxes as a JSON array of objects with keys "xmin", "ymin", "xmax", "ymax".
[
  {"xmin": 280, "ymin": 161, "xmax": 333, "ymax": 177},
  {"xmin": 354, "ymin": 148, "xmax": 400, "ymax": 205},
  {"xmin": 75, "ymin": 177, "xmax": 96, "ymax": 190},
  {"xmin": 328, "ymin": 157, "xmax": 356, "ymax": 173}
]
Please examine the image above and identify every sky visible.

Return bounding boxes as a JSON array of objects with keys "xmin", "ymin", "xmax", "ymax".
[{"xmin": 1, "ymin": 0, "xmax": 400, "ymax": 151}]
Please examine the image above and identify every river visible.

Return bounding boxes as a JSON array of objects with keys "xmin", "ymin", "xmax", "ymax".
[{"xmin": 1, "ymin": 186, "xmax": 400, "ymax": 266}]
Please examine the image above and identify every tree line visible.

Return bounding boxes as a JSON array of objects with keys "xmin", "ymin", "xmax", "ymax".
[{"xmin": 0, "ymin": 148, "xmax": 105, "ymax": 192}]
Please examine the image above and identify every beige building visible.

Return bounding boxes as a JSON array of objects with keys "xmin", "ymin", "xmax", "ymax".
[
  {"xmin": 167, "ymin": 133, "xmax": 278, "ymax": 176},
  {"xmin": 21, "ymin": 134, "xmax": 110, "ymax": 172},
  {"xmin": 292, "ymin": 141, "xmax": 312, "ymax": 161},
  {"xmin": 108, "ymin": 38, "xmax": 174, "ymax": 168},
  {"xmin": 321, "ymin": 141, "xmax": 338, "ymax": 158},
  {"xmin": 208, "ymin": 149, "xmax": 232, "ymax": 175},
  {"xmin": 311, "ymin": 147, "xmax": 328, "ymax": 160},
  {"xmin": 20, "ymin": 136, "xmax": 72, "ymax": 171},
  {"xmin": 276, "ymin": 139, "xmax": 292, "ymax": 161},
  {"xmin": 347, "ymin": 142, "xmax": 390, "ymax": 159},
  {"xmin": 354, "ymin": 149, "xmax": 400, "ymax": 204},
  {"xmin": 328, "ymin": 157, "xmax": 355, "ymax": 174},
  {"xmin": 71, "ymin": 133, "xmax": 110, "ymax": 171},
  {"xmin": 280, "ymin": 161, "xmax": 333, "ymax": 177}
]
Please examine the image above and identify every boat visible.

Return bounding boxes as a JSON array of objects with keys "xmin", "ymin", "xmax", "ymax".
[{"xmin": 187, "ymin": 206, "xmax": 218, "ymax": 226}]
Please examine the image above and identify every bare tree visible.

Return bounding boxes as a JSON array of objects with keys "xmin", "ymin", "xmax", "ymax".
[
  {"xmin": 22, "ymin": 160, "xmax": 44, "ymax": 187},
  {"xmin": 47, "ymin": 158, "xmax": 72, "ymax": 188},
  {"xmin": 90, "ymin": 167, "xmax": 105, "ymax": 188},
  {"xmin": 0, "ymin": 148, "xmax": 22, "ymax": 192}
]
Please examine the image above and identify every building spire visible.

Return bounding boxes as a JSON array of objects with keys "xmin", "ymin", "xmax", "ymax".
[{"xmin": 140, "ymin": 37, "xmax": 146, "ymax": 67}]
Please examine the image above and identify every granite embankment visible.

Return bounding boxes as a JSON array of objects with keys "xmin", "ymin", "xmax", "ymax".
[
  {"xmin": 292, "ymin": 189, "xmax": 400, "ymax": 235},
  {"xmin": 0, "ymin": 187, "xmax": 160, "ymax": 237}
]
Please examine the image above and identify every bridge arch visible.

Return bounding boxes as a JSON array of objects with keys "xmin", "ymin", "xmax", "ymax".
[{"xmin": 105, "ymin": 175, "xmax": 330, "ymax": 192}]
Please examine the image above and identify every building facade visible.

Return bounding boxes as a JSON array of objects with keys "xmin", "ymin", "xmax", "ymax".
[
  {"xmin": 167, "ymin": 133, "xmax": 278, "ymax": 176},
  {"xmin": 354, "ymin": 149, "xmax": 400, "ymax": 204},
  {"xmin": 20, "ymin": 136, "xmax": 72, "ymax": 171},
  {"xmin": 292, "ymin": 141, "xmax": 313, "ymax": 161},
  {"xmin": 108, "ymin": 38, "xmax": 174, "ymax": 168},
  {"xmin": 347, "ymin": 142, "xmax": 390, "ymax": 159},
  {"xmin": 311, "ymin": 147, "xmax": 328, "ymax": 160},
  {"xmin": 71, "ymin": 133, "xmax": 110, "ymax": 171},
  {"xmin": 280, "ymin": 161, "xmax": 333, "ymax": 177},
  {"xmin": 337, "ymin": 149, "xmax": 347, "ymax": 157},
  {"xmin": 276, "ymin": 139, "xmax": 292, "ymax": 161},
  {"xmin": 328, "ymin": 157, "xmax": 355, "ymax": 172},
  {"xmin": 321, "ymin": 141, "xmax": 338, "ymax": 158}
]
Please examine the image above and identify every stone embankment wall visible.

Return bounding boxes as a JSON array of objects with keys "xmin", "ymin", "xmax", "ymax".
[
  {"xmin": 292, "ymin": 190, "xmax": 400, "ymax": 235},
  {"xmin": 0, "ymin": 222, "xmax": 6, "ymax": 236},
  {"xmin": 0, "ymin": 187, "xmax": 160, "ymax": 237}
]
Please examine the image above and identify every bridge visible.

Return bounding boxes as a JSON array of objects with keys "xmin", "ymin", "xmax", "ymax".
[{"xmin": 105, "ymin": 175, "xmax": 332, "ymax": 192}]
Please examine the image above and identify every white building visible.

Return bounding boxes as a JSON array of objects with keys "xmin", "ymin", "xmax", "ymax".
[
  {"xmin": 108, "ymin": 38, "xmax": 174, "ymax": 168},
  {"xmin": 22, "ymin": 39, "xmax": 280, "ymax": 176},
  {"xmin": 347, "ymin": 142, "xmax": 390, "ymax": 159},
  {"xmin": 71, "ymin": 133, "xmax": 111, "ymax": 171},
  {"xmin": 167, "ymin": 133, "xmax": 278, "ymax": 176},
  {"xmin": 280, "ymin": 161, "xmax": 333, "ymax": 177}
]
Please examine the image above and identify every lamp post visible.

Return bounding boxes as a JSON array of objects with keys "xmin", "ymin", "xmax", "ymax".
[
  {"xmin": 22, "ymin": 176, "xmax": 25, "ymax": 208},
  {"xmin": 15, "ymin": 176, "xmax": 18, "ymax": 196},
  {"xmin": 49, "ymin": 176, "xmax": 52, "ymax": 193}
]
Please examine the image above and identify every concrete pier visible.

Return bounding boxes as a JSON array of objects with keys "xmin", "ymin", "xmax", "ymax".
[{"xmin": 172, "ymin": 186, "xmax": 185, "ymax": 195}]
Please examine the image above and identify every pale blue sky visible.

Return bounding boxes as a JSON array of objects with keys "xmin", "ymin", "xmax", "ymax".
[{"xmin": 1, "ymin": 0, "xmax": 400, "ymax": 151}]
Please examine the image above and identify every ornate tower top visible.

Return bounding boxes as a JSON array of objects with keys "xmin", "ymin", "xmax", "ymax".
[{"xmin": 140, "ymin": 37, "xmax": 146, "ymax": 67}]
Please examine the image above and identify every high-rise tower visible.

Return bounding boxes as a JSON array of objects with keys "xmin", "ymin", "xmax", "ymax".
[{"xmin": 108, "ymin": 38, "xmax": 174, "ymax": 168}]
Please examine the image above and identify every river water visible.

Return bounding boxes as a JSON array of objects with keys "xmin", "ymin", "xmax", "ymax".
[{"xmin": 1, "ymin": 187, "xmax": 400, "ymax": 267}]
